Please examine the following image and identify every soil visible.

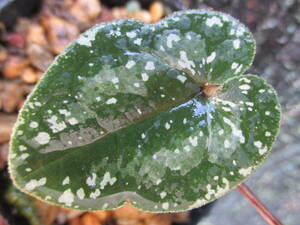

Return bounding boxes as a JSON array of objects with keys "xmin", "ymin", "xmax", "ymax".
[{"xmin": 1, "ymin": 0, "xmax": 300, "ymax": 225}]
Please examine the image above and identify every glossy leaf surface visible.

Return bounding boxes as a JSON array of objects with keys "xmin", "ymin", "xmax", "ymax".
[{"xmin": 9, "ymin": 10, "xmax": 280, "ymax": 212}]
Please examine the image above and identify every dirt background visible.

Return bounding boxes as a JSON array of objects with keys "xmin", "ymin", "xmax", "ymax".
[{"xmin": 1, "ymin": 0, "xmax": 300, "ymax": 225}]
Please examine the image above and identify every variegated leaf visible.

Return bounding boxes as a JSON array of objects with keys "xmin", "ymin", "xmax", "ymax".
[{"xmin": 9, "ymin": 10, "xmax": 280, "ymax": 212}]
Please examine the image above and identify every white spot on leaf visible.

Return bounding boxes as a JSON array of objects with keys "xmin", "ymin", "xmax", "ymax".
[
  {"xmin": 106, "ymin": 98, "xmax": 117, "ymax": 104},
  {"xmin": 19, "ymin": 145, "xmax": 27, "ymax": 151},
  {"xmin": 166, "ymin": 34, "xmax": 180, "ymax": 48},
  {"xmin": 141, "ymin": 73, "xmax": 149, "ymax": 81},
  {"xmin": 265, "ymin": 131, "xmax": 271, "ymax": 137},
  {"xmin": 134, "ymin": 38, "xmax": 142, "ymax": 45},
  {"xmin": 233, "ymin": 39, "xmax": 241, "ymax": 49},
  {"xmin": 160, "ymin": 192, "xmax": 167, "ymax": 199},
  {"xmin": 189, "ymin": 136, "xmax": 198, "ymax": 147},
  {"xmin": 259, "ymin": 147, "xmax": 268, "ymax": 155},
  {"xmin": 178, "ymin": 51, "xmax": 196, "ymax": 74},
  {"xmin": 145, "ymin": 61, "xmax": 155, "ymax": 70},
  {"xmin": 239, "ymin": 167, "xmax": 253, "ymax": 176},
  {"xmin": 162, "ymin": 202, "xmax": 169, "ymax": 210},
  {"xmin": 224, "ymin": 140, "xmax": 230, "ymax": 148},
  {"xmin": 125, "ymin": 60, "xmax": 136, "ymax": 69},
  {"xmin": 254, "ymin": 141, "xmax": 262, "ymax": 148},
  {"xmin": 62, "ymin": 176, "xmax": 70, "ymax": 185},
  {"xmin": 90, "ymin": 189, "xmax": 101, "ymax": 199},
  {"xmin": 206, "ymin": 16, "xmax": 223, "ymax": 27},
  {"xmin": 59, "ymin": 109, "xmax": 71, "ymax": 116},
  {"xmin": 29, "ymin": 122, "xmax": 38, "ymax": 128},
  {"xmin": 141, "ymin": 133, "xmax": 146, "ymax": 139},
  {"xmin": 112, "ymin": 77, "xmax": 119, "ymax": 84},
  {"xmin": 86, "ymin": 173, "xmax": 97, "ymax": 187},
  {"xmin": 126, "ymin": 31, "xmax": 136, "ymax": 38},
  {"xmin": 19, "ymin": 153, "xmax": 29, "ymax": 160},
  {"xmin": 47, "ymin": 116, "xmax": 66, "ymax": 133},
  {"xmin": 77, "ymin": 28, "xmax": 98, "ymax": 47},
  {"xmin": 231, "ymin": 62, "xmax": 239, "ymax": 69},
  {"xmin": 25, "ymin": 177, "xmax": 47, "ymax": 191},
  {"xmin": 100, "ymin": 172, "xmax": 117, "ymax": 189},
  {"xmin": 165, "ymin": 122, "xmax": 171, "ymax": 130},
  {"xmin": 223, "ymin": 117, "xmax": 245, "ymax": 143},
  {"xmin": 76, "ymin": 188, "xmax": 85, "ymax": 200},
  {"xmin": 239, "ymin": 84, "xmax": 251, "ymax": 90},
  {"xmin": 35, "ymin": 132, "xmax": 50, "ymax": 145},
  {"xmin": 177, "ymin": 75, "xmax": 187, "ymax": 83},
  {"xmin": 207, "ymin": 52, "xmax": 216, "ymax": 63},
  {"xmin": 68, "ymin": 118, "xmax": 78, "ymax": 125},
  {"xmin": 58, "ymin": 189, "xmax": 74, "ymax": 206}
]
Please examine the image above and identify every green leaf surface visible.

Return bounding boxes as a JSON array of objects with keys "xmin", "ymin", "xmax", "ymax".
[{"xmin": 9, "ymin": 10, "xmax": 280, "ymax": 212}]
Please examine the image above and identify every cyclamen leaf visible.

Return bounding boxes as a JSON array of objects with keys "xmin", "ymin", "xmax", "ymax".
[{"xmin": 9, "ymin": 10, "xmax": 280, "ymax": 212}]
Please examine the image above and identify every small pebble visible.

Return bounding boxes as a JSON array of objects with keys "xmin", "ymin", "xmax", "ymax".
[{"xmin": 150, "ymin": 1, "xmax": 164, "ymax": 23}]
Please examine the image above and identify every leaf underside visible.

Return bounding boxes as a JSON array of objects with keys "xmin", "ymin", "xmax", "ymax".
[{"xmin": 9, "ymin": 10, "xmax": 280, "ymax": 212}]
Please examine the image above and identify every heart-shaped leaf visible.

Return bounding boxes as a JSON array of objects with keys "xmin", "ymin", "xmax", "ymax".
[{"xmin": 9, "ymin": 10, "xmax": 280, "ymax": 212}]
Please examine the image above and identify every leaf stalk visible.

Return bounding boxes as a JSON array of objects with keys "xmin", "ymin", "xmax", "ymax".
[{"xmin": 237, "ymin": 183, "xmax": 283, "ymax": 225}]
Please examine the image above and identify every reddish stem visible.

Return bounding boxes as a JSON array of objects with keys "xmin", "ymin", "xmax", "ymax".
[{"xmin": 237, "ymin": 183, "xmax": 283, "ymax": 225}]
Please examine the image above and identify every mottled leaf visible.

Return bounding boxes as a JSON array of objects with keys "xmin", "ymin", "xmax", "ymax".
[{"xmin": 9, "ymin": 10, "xmax": 280, "ymax": 212}]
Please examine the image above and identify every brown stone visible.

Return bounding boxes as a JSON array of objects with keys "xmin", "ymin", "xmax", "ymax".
[
  {"xmin": 114, "ymin": 204, "xmax": 142, "ymax": 221},
  {"xmin": 92, "ymin": 210, "xmax": 111, "ymax": 223},
  {"xmin": 112, "ymin": 8, "xmax": 152, "ymax": 23},
  {"xmin": 6, "ymin": 33, "xmax": 25, "ymax": 48},
  {"xmin": 2, "ymin": 56, "xmax": 30, "ymax": 79},
  {"xmin": 150, "ymin": 1, "xmax": 165, "ymax": 23},
  {"xmin": 26, "ymin": 43, "xmax": 54, "ymax": 71},
  {"xmin": 35, "ymin": 201, "xmax": 61, "ymax": 225},
  {"xmin": 21, "ymin": 67, "xmax": 38, "ymax": 84},
  {"xmin": 112, "ymin": 7, "xmax": 128, "ymax": 20},
  {"xmin": 0, "ymin": 46, "xmax": 8, "ymax": 62},
  {"xmin": 26, "ymin": 24, "xmax": 48, "ymax": 48},
  {"xmin": 96, "ymin": 6, "xmax": 114, "ymax": 23},
  {"xmin": 144, "ymin": 214, "xmax": 172, "ymax": 225},
  {"xmin": 81, "ymin": 213, "xmax": 101, "ymax": 225},
  {"xmin": 66, "ymin": 209, "xmax": 84, "ymax": 220},
  {"xmin": 15, "ymin": 18, "xmax": 32, "ymax": 35},
  {"xmin": 172, "ymin": 212, "xmax": 189, "ymax": 223},
  {"xmin": 41, "ymin": 16, "xmax": 80, "ymax": 54},
  {"xmin": 0, "ymin": 81, "xmax": 24, "ymax": 113},
  {"xmin": 67, "ymin": 0, "xmax": 101, "ymax": 25},
  {"xmin": 131, "ymin": 10, "xmax": 152, "ymax": 23},
  {"xmin": 0, "ymin": 113, "xmax": 17, "ymax": 143},
  {"xmin": 68, "ymin": 217, "xmax": 82, "ymax": 225},
  {"xmin": 0, "ymin": 142, "xmax": 9, "ymax": 169}
]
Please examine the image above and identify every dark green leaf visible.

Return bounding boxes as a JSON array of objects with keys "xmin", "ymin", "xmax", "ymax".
[{"xmin": 9, "ymin": 10, "xmax": 280, "ymax": 212}]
